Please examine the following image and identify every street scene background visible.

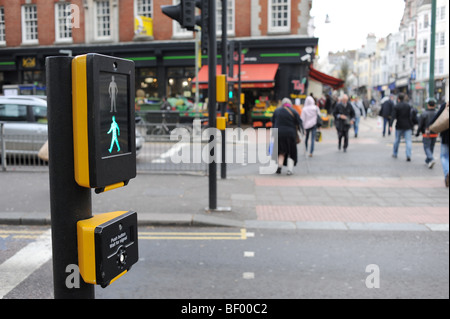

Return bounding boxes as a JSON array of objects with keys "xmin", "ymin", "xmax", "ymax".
[{"xmin": 1, "ymin": 117, "xmax": 448, "ymax": 299}]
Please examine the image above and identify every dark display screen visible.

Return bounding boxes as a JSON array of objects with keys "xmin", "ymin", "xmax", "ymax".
[{"xmin": 99, "ymin": 72, "xmax": 130, "ymax": 159}]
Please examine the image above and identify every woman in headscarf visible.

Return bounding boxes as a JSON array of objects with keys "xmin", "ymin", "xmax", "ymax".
[
  {"xmin": 301, "ymin": 96, "xmax": 321, "ymax": 157},
  {"xmin": 272, "ymin": 98, "xmax": 303, "ymax": 175}
]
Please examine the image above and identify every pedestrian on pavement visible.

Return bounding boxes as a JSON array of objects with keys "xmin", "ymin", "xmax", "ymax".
[
  {"xmin": 301, "ymin": 96, "xmax": 321, "ymax": 157},
  {"xmin": 380, "ymin": 94, "xmax": 395, "ymax": 137},
  {"xmin": 391, "ymin": 93, "xmax": 414, "ymax": 162},
  {"xmin": 333, "ymin": 94, "xmax": 355, "ymax": 152},
  {"xmin": 416, "ymin": 99, "xmax": 439, "ymax": 169},
  {"xmin": 351, "ymin": 95, "xmax": 366, "ymax": 138},
  {"xmin": 272, "ymin": 98, "xmax": 303, "ymax": 175},
  {"xmin": 430, "ymin": 102, "xmax": 449, "ymax": 187}
]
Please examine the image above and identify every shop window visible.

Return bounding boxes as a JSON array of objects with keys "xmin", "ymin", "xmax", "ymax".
[
  {"xmin": 167, "ymin": 67, "xmax": 195, "ymax": 98},
  {"xmin": 136, "ymin": 68, "xmax": 158, "ymax": 98}
]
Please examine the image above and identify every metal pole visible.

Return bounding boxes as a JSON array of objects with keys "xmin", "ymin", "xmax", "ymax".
[
  {"xmin": 195, "ymin": 29, "xmax": 200, "ymax": 109},
  {"xmin": 46, "ymin": 56, "xmax": 95, "ymax": 299},
  {"xmin": 429, "ymin": 0, "xmax": 436, "ymax": 99},
  {"xmin": 208, "ymin": 0, "xmax": 217, "ymax": 210},
  {"xmin": 1, "ymin": 122, "xmax": 6, "ymax": 171},
  {"xmin": 238, "ymin": 42, "xmax": 242, "ymax": 132},
  {"xmin": 220, "ymin": 0, "xmax": 227, "ymax": 179}
]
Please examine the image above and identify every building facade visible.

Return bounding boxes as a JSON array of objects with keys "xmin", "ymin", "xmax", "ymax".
[
  {"xmin": 0, "ymin": 0, "xmax": 318, "ymax": 109},
  {"xmin": 329, "ymin": 0, "xmax": 448, "ymax": 106}
]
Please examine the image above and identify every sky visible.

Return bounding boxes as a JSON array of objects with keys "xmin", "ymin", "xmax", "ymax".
[{"xmin": 310, "ymin": 0, "xmax": 405, "ymax": 58}]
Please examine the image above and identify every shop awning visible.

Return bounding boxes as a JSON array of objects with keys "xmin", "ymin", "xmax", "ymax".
[
  {"xmin": 308, "ymin": 66, "xmax": 345, "ymax": 90},
  {"xmin": 194, "ymin": 64, "xmax": 279, "ymax": 89}
]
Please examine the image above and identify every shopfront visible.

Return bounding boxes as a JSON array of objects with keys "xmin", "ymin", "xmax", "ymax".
[{"xmin": 0, "ymin": 37, "xmax": 318, "ymax": 111}]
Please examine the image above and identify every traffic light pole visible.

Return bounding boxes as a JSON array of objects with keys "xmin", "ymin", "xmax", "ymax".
[
  {"xmin": 220, "ymin": 0, "xmax": 227, "ymax": 180},
  {"xmin": 46, "ymin": 56, "xmax": 95, "ymax": 299},
  {"xmin": 208, "ymin": 0, "xmax": 218, "ymax": 210}
]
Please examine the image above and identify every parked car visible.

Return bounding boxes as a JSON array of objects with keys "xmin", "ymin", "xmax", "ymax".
[
  {"xmin": 0, "ymin": 96, "xmax": 144, "ymax": 158},
  {"xmin": 0, "ymin": 96, "xmax": 48, "ymax": 157}
]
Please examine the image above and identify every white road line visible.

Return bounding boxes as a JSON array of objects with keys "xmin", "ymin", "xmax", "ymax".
[
  {"xmin": 0, "ymin": 229, "xmax": 52, "ymax": 299},
  {"xmin": 243, "ymin": 272, "xmax": 255, "ymax": 280},
  {"xmin": 244, "ymin": 251, "xmax": 255, "ymax": 258}
]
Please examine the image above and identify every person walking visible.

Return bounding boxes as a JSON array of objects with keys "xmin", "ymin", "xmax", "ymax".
[
  {"xmin": 380, "ymin": 94, "xmax": 395, "ymax": 137},
  {"xmin": 351, "ymin": 96, "xmax": 366, "ymax": 138},
  {"xmin": 301, "ymin": 96, "xmax": 321, "ymax": 157},
  {"xmin": 333, "ymin": 94, "xmax": 355, "ymax": 152},
  {"xmin": 430, "ymin": 102, "xmax": 449, "ymax": 187},
  {"xmin": 416, "ymin": 99, "xmax": 439, "ymax": 169},
  {"xmin": 272, "ymin": 98, "xmax": 303, "ymax": 175},
  {"xmin": 391, "ymin": 93, "xmax": 414, "ymax": 162}
]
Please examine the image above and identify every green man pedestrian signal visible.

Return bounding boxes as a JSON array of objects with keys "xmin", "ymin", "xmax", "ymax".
[{"xmin": 72, "ymin": 53, "xmax": 136, "ymax": 193}]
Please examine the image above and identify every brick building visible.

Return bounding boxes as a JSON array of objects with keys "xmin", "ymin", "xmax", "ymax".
[{"xmin": 0, "ymin": 0, "xmax": 318, "ymax": 109}]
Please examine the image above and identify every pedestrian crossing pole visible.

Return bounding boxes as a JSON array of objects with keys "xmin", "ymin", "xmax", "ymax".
[{"xmin": 46, "ymin": 56, "xmax": 95, "ymax": 299}]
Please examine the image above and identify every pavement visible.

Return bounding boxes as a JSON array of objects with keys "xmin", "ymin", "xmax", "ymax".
[{"xmin": 0, "ymin": 117, "xmax": 449, "ymax": 231}]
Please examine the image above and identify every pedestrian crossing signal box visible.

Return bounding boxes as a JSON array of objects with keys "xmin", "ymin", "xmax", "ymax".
[
  {"xmin": 77, "ymin": 211, "xmax": 139, "ymax": 288},
  {"xmin": 72, "ymin": 53, "xmax": 136, "ymax": 193}
]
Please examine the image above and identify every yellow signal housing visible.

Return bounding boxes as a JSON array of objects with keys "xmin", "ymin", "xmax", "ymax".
[
  {"xmin": 72, "ymin": 55, "xmax": 90, "ymax": 188},
  {"xmin": 217, "ymin": 117, "xmax": 227, "ymax": 131},
  {"xmin": 216, "ymin": 74, "xmax": 227, "ymax": 103},
  {"xmin": 77, "ymin": 211, "xmax": 138, "ymax": 288}
]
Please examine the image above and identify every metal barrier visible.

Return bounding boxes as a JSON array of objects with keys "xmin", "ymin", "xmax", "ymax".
[
  {"xmin": 0, "ymin": 123, "xmax": 49, "ymax": 171},
  {"xmin": 0, "ymin": 119, "xmax": 208, "ymax": 174},
  {"xmin": 136, "ymin": 121, "xmax": 208, "ymax": 174}
]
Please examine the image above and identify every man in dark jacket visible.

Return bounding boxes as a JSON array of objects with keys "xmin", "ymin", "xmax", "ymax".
[
  {"xmin": 431, "ymin": 102, "xmax": 449, "ymax": 187},
  {"xmin": 380, "ymin": 95, "xmax": 395, "ymax": 137},
  {"xmin": 391, "ymin": 93, "xmax": 414, "ymax": 161},
  {"xmin": 416, "ymin": 99, "xmax": 439, "ymax": 168},
  {"xmin": 333, "ymin": 94, "xmax": 356, "ymax": 152}
]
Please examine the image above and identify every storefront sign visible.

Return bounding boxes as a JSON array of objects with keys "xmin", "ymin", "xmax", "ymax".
[{"xmin": 22, "ymin": 57, "xmax": 36, "ymax": 69}]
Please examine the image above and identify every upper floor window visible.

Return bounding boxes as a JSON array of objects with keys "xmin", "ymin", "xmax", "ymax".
[
  {"xmin": 423, "ymin": 13, "xmax": 429, "ymax": 29},
  {"xmin": 437, "ymin": 6, "xmax": 446, "ymax": 21},
  {"xmin": 22, "ymin": 4, "xmax": 38, "ymax": 44},
  {"xmin": 268, "ymin": 0, "xmax": 291, "ymax": 33},
  {"xmin": 55, "ymin": 3, "xmax": 73, "ymax": 43},
  {"xmin": 217, "ymin": 0, "xmax": 235, "ymax": 36},
  {"xmin": 136, "ymin": 0, "xmax": 152, "ymax": 18},
  {"xmin": 95, "ymin": 0, "xmax": 111, "ymax": 40},
  {"xmin": 0, "ymin": 7, "xmax": 5, "ymax": 45}
]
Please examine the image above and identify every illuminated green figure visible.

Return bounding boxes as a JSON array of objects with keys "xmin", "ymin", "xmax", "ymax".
[{"xmin": 107, "ymin": 116, "xmax": 121, "ymax": 153}]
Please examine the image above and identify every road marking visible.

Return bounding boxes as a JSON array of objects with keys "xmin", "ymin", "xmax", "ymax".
[
  {"xmin": 139, "ymin": 229, "xmax": 248, "ymax": 241},
  {"xmin": 244, "ymin": 251, "xmax": 255, "ymax": 258},
  {"xmin": 243, "ymin": 272, "xmax": 255, "ymax": 279},
  {"xmin": 0, "ymin": 229, "xmax": 52, "ymax": 299}
]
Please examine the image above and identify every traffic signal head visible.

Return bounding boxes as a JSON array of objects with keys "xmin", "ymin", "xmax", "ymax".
[
  {"xmin": 195, "ymin": 0, "xmax": 209, "ymax": 54},
  {"xmin": 161, "ymin": 0, "xmax": 196, "ymax": 31},
  {"xmin": 72, "ymin": 54, "xmax": 137, "ymax": 192}
]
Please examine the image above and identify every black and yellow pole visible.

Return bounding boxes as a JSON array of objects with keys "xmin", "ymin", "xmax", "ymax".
[
  {"xmin": 217, "ymin": 74, "xmax": 227, "ymax": 179},
  {"xmin": 46, "ymin": 56, "xmax": 95, "ymax": 299}
]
